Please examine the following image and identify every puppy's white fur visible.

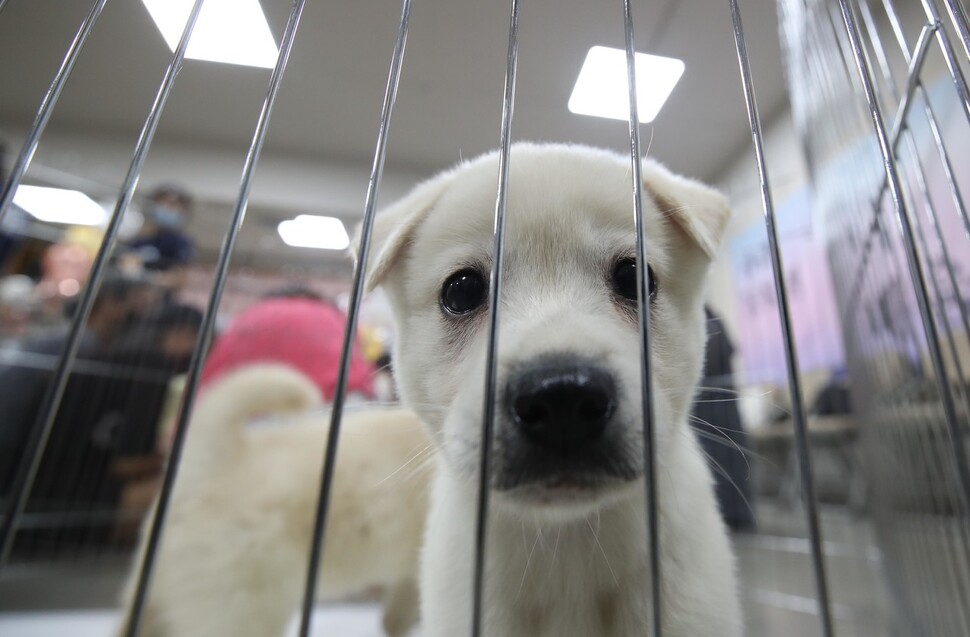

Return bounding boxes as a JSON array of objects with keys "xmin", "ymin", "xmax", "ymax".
[
  {"xmin": 361, "ymin": 144, "xmax": 742, "ymax": 636},
  {"xmin": 118, "ymin": 364, "xmax": 431, "ymax": 637}
]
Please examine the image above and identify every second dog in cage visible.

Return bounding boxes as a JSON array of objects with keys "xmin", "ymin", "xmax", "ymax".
[
  {"xmin": 118, "ymin": 364, "xmax": 431, "ymax": 637},
  {"xmin": 363, "ymin": 143, "xmax": 742, "ymax": 636}
]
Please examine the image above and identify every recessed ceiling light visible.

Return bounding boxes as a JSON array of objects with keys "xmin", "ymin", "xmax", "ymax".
[
  {"xmin": 140, "ymin": 0, "xmax": 278, "ymax": 69},
  {"xmin": 278, "ymin": 215, "xmax": 350, "ymax": 250},
  {"xmin": 13, "ymin": 185, "xmax": 108, "ymax": 226},
  {"xmin": 568, "ymin": 46, "xmax": 685, "ymax": 123}
]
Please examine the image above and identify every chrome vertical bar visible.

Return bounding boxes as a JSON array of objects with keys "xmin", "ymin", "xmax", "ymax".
[
  {"xmin": 471, "ymin": 1, "xmax": 520, "ymax": 635},
  {"xmin": 838, "ymin": 0, "xmax": 970, "ymax": 516},
  {"xmin": 621, "ymin": 1, "xmax": 661, "ymax": 635},
  {"xmin": 887, "ymin": 25, "xmax": 936, "ymax": 142},
  {"xmin": 0, "ymin": 0, "xmax": 109, "ymax": 222},
  {"xmin": 119, "ymin": 2, "xmax": 308, "ymax": 635},
  {"xmin": 842, "ymin": 23, "xmax": 936, "ymax": 313},
  {"xmin": 880, "ymin": 0, "xmax": 970, "ymax": 242},
  {"xmin": 0, "ymin": 0, "xmax": 206, "ymax": 569},
  {"xmin": 901, "ymin": 136, "xmax": 970, "ymax": 626},
  {"xmin": 921, "ymin": 90, "xmax": 970, "ymax": 242},
  {"xmin": 940, "ymin": 0, "xmax": 970, "ymax": 62},
  {"xmin": 728, "ymin": 1, "xmax": 834, "ymax": 635},
  {"xmin": 861, "ymin": 0, "xmax": 970, "ymax": 604},
  {"xmin": 297, "ymin": 2, "xmax": 413, "ymax": 636},
  {"xmin": 920, "ymin": 0, "xmax": 970, "ymax": 125}
]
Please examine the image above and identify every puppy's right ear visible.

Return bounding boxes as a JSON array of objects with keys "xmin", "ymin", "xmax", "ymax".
[
  {"xmin": 352, "ymin": 171, "xmax": 453, "ymax": 291},
  {"xmin": 641, "ymin": 159, "xmax": 732, "ymax": 260}
]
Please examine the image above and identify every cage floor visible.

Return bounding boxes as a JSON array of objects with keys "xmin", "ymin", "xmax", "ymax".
[
  {"xmin": 0, "ymin": 504, "xmax": 897, "ymax": 636},
  {"xmin": 0, "ymin": 605, "xmax": 392, "ymax": 637}
]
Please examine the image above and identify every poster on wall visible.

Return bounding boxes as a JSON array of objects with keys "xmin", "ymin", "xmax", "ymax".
[
  {"xmin": 729, "ymin": 187, "xmax": 846, "ymax": 385},
  {"xmin": 816, "ymin": 74, "xmax": 970, "ymax": 376}
]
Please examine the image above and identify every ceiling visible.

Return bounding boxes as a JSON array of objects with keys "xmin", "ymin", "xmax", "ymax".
[{"xmin": 0, "ymin": 0, "xmax": 789, "ymax": 269}]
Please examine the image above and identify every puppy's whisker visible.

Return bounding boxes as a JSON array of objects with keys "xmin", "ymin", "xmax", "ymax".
[
  {"xmin": 373, "ymin": 444, "xmax": 436, "ymax": 487},
  {"xmin": 551, "ymin": 527, "xmax": 562, "ymax": 573},
  {"xmin": 695, "ymin": 387, "xmax": 740, "ymax": 395},
  {"xmin": 397, "ymin": 449, "xmax": 439, "ymax": 483},
  {"xmin": 688, "ymin": 428, "xmax": 784, "ymax": 473},
  {"xmin": 687, "ymin": 428, "xmax": 766, "ymax": 461},
  {"xmin": 644, "ymin": 125, "xmax": 655, "ymax": 159},
  {"xmin": 694, "ymin": 446, "xmax": 757, "ymax": 522},
  {"xmin": 687, "ymin": 415, "xmax": 751, "ymax": 477},
  {"xmin": 585, "ymin": 517, "xmax": 618, "ymax": 586},
  {"xmin": 656, "ymin": 204, "xmax": 693, "ymax": 217},
  {"xmin": 337, "ymin": 400, "xmax": 450, "ymax": 414},
  {"xmin": 516, "ymin": 527, "xmax": 543, "ymax": 600},
  {"xmin": 663, "ymin": 384, "xmax": 776, "ymax": 401}
]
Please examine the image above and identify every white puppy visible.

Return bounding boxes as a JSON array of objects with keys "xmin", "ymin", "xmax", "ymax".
[
  {"xmin": 118, "ymin": 364, "xmax": 431, "ymax": 637},
  {"xmin": 361, "ymin": 144, "xmax": 742, "ymax": 636}
]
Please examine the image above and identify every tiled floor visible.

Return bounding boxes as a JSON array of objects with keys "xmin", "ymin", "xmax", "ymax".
[
  {"xmin": 0, "ymin": 504, "xmax": 911, "ymax": 637},
  {"xmin": 0, "ymin": 606, "xmax": 394, "ymax": 637}
]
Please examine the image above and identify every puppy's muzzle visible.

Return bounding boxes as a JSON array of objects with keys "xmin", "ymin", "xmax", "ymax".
[
  {"xmin": 494, "ymin": 355, "xmax": 639, "ymax": 494},
  {"xmin": 507, "ymin": 360, "xmax": 616, "ymax": 455}
]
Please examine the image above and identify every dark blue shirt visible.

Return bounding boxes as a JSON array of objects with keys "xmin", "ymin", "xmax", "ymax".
[{"xmin": 128, "ymin": 231, "xmax": 196, "ymax": 271}]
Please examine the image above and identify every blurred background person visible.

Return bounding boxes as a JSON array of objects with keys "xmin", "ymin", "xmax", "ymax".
[
  {"xmin": 0, "ymin": 272, "xmax": 155, "ymax": 496},
  {"xmin": 127, "ymin": 185, "xmax": 196, "ymax": 271},
  {"xmin": 198, "ymin": 287, "xmax": 375, "ymax": 405},
  {"xmin": 0, "ymin": 274, "xmax": 35, "ymax": 344},
  {"xmin": 108, "ymin": 287, "xmax": 376, "ymax": 541},
  {"xmin": 9, "ymin": 300, "xmax": 204, "ymax": 552},
  {"xmin": 124, "ymin": 185, "xmax": 197, "ymax": 298},
  {"xmin": 691, "ymin": 306, "xmax": 755, "ymax": 532}
]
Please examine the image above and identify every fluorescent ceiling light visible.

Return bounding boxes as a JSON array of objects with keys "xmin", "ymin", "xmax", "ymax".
[
  {"xmin": 140, "ymin": 0, "xmax": 278, "ymax": 69},
  {"xmin": 568, "ymin": 46, "xmax": 685, "ymax": 123},
  {"xmin": 278, "ymin": 215, "xmax": 350, "ymax": 250},
  {"xmin": 13, "ymin": 186, "xmax": 108, "ymax": 227}
]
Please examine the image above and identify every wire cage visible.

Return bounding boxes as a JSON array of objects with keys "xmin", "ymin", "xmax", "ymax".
[
  {"xmin": 779, "ymin": 0, "xmax": 970, "ymax": 634},
  {"xmin": 0, "ymin": 0, "xmax": 967, "ymax": 636}
]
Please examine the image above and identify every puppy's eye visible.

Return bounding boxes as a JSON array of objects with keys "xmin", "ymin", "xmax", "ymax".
[
  {"xmin": 441, "ymin": 269, "xmax": 487, "ymax": 315},
  {"xmin": 611, "ymin": 258, "xmax": 656, "ymax": 302}
]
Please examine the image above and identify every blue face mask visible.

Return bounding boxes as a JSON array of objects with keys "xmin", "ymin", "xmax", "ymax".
[{"xmin": 151, "ymin": 204, "xmax": 184, "ymax": 229}]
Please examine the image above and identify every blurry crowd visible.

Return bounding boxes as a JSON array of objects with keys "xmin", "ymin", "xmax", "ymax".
[
  {"xmin": 0, "ymin": 186, "xmax": 206, "ymax": 551},
  {"xmin": 0, "ymin": 183, "xmax": 396, "ymax": 556}
]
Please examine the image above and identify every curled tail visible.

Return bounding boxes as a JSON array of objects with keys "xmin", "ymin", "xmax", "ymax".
[
  {"xmin": 117, "ymin": 364, "xmax": 322, "ymax": 637},
  {"xmin": 179, "ymin": 363, "xmax": 323, "ymax": 473},
  {"xmin": 197, "ymin": 364, "xmax": 322, "ymax": 428}
]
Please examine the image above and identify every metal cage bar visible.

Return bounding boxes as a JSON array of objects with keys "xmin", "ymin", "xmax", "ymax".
[
  {"xmin": 841, "ymin": 22, "xmax": 938, "ymax": 319},
  {"xmin": 848, "ymin": 9, "xmax": 970, "ymax": 623},
  {"xmin": 0, "ymin": 0, "xmax": 207, "ymax": 568},
  {"xmin": 898, "ymin": 136, "xmax": 970, "ymax": 631},
  {"xmin": 0, "ymin": 0, "xmax": 108, "ymax": 223},
  {"xmin": 728, "ymin": 2, "xmax": 834, "ymax": 635},
  {"xmin": 870, "ymin": 0, "xmax": 970, "ymax": 245},
  {"xmin": 119, "ymin": 2, "xmax": 309, "ymax": 634},
  {"xmin": 920, "ymin": 0, "xmax": 970, "ymax": 126},
  {"xmin": 470, "ymin": 1, "xmax": 521, "ymax": 635},
  {"xmin": 837, "ymin": 0, "xmax": 970, "ymax": 520},
  {"xmin": 6, "ymin": 0, "xmax": 968, "ymax": 633},
  {"xmin": 779, "ymin": 4, "xmax": 970, "ymax": 629},
  {"xmin": 620, "ymin": 1, "xmax": 662, "ymax": 635},
  {"xmin": 940, "ymin": 0, "xmax": 970, "ymax": 61},
  {"xmin": 296, "ymin": 2, "xmax": 413, "ymax": 635}
]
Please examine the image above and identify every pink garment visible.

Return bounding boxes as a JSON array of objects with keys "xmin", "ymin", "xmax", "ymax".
[{"xmin": 200, "ymin": 297, "xmax": 375, "ymax": 400}]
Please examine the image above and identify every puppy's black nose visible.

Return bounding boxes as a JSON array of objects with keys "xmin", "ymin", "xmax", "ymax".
[{"xmin": 507, "ymin": 360, "xmax": 616, "ymax": 453}]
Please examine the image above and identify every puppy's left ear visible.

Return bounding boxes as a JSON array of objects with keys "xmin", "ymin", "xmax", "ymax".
[
  {"xmin": 351, "ymin": 170, "xmax": 454, "ymax": 291},
  {"xmin": 641, "ymin": 160, "xmax": 732, "ymax": 260}
]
